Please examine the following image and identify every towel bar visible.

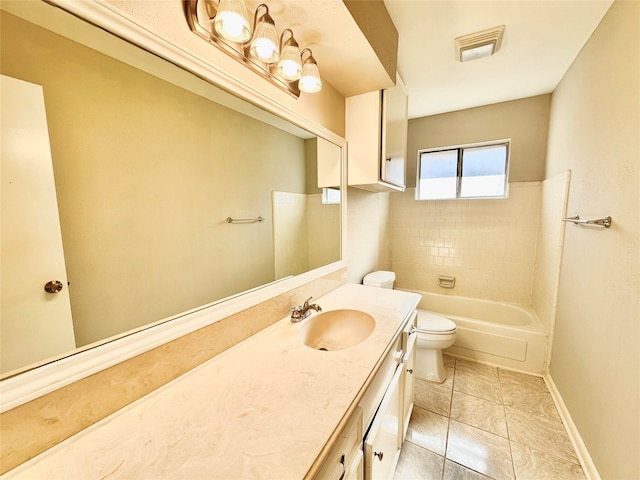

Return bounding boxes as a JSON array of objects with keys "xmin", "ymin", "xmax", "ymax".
[
  {"xmin": 562, "ymin": 215, "xmax": 612, "ymax": 228},
  {"xmin": 226, "ymin": 216, "xmax": 264, "ymax": 224}
]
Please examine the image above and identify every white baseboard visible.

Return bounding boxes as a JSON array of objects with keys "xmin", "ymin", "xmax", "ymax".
[{"xmin": 544, "ymin": 373, "xmax": 601, "ymax": 480}]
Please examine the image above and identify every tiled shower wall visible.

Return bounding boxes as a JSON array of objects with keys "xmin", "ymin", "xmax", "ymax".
[
  {"xmin": 390, "ymin": 183, "xmax": 542, "ymax": 306},
  {"xmin": 390, "ymin": 174, "xmax": 570, "ymax": 317},
  {"xmin": 532, "ymin": 171, "xmax": 571, "ymax": 333}
]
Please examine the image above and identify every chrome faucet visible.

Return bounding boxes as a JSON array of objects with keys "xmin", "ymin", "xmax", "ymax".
[{"xmin": 290, "ymin": 297, "xmax": 322, "ymax": 322}]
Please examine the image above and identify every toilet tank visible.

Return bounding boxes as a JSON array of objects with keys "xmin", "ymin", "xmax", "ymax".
[{"xmin": 363, "ymin": 271, "xmax": 395, "ymax": 289}]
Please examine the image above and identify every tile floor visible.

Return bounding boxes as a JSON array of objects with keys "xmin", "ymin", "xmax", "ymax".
[{"xmin": 393, "ymin": 355, "xmax": 586, "ymax": 480}]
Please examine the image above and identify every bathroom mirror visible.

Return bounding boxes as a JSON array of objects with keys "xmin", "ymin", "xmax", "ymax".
[{"xmin": 0, "ymin": 2, "xmax": 342, "ymax": 377}]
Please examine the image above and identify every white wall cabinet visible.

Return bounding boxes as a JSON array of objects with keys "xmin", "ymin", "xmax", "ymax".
[{"xmin": 346, "ymin": 73, "xmax": 408, "ymax": 192}]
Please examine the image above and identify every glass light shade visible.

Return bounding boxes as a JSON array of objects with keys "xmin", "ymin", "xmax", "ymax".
[
  {"xmin": 214, "ymin": 0, "xmax": 251, "ymax": 43},
  {"xmin": 249, "ymin": 19, "xmax": 279, "ymax": 63},
  {"xmin": 277, "ymin": 44, "xmax": 302, "ymax": 81},
  {"xmin": 299, "ymin": 60, "xmax": 322, "ymax": 93}
]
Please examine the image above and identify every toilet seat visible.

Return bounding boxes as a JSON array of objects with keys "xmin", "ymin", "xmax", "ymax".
[{"xmin": 416, "ymin": 311, "xmax": 457, "ymax": 335}]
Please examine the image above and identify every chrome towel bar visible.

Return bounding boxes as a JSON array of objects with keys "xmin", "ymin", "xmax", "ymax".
[
  {"xmin": 562, "ymin": 215, "xmax": 612, "ymax": 228},
  {"xmin": 226, "ymin": 216, "xmax": 264, "ymax": 224}
]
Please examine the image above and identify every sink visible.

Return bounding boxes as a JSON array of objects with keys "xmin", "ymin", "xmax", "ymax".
[{"xmin": 300, "ymin": 309, "xmax": 375, "ymax": 351}]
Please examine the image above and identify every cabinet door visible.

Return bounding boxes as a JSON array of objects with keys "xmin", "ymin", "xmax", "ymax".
[
  {"xmin": 380, "ymin": 74, "xmax": 408, "ymax": 188},
  {"xmin": 401, "ymin": 331, "xmax": 417, "ymax": 441},
  {"xmin": 364, "ymin": 366, "xmax": 403, "ymax": 480},
  {"xmin": 345, "ymin": 90, "xmax": 383, "ymax": 187}
]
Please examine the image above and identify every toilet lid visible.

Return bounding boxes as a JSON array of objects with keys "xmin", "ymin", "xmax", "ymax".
[
  {"xmin": 416, "ymin": 311, "xmax": 457, "ymax": 334},
  {"xmin": 363, "ymin": 271, "xmax": 395, "ymax": 284}
]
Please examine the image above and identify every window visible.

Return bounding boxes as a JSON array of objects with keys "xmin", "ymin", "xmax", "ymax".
[
  {"xmin": 322, "ymin": 187, "xmax": 341, "ymax": 204},
  {"xmin": 417, "ymin": 141, "xmax": 509, "ymax": 200}
]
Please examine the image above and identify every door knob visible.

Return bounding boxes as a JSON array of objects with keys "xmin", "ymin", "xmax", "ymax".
[
  {"xmin": 374, "ymin": 451, "xmax": 384, "ymax": 461},
  {"xmin": 407, "ymin": 368, "xmax": 414, "ymax": 374},
  {"xmin": 44, "ymin": 280, "xmax": 64, "ymax": 294}
]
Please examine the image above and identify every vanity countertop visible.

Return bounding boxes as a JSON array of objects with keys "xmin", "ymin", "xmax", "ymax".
[{"xmin": 2, "ymin": 284, "xmax": 420, "ymax": 480}]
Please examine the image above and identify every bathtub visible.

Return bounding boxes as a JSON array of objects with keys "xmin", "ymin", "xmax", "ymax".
[{"xmin": 402, "ymin": 290, "xmax": 549, "ymax": 374}]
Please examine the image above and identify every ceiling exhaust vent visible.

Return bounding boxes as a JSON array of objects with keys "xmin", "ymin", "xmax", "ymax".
[{"xmin": 455, "ymin": 25, "xmax": 505, "ymax": 62}]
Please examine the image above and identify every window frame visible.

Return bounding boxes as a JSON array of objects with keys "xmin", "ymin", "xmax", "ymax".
[{"xmin": 416, "ymin": 139, "xmax": 511, "ymax": 200}]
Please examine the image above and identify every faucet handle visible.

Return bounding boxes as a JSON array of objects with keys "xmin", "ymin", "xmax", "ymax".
[{"xmin": 303, "ymin": 296, "xmax": 313, "ymax": 308}]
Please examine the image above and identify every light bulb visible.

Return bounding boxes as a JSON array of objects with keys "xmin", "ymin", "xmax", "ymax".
[
  {"xmin": 277, "ymin": 45, "xmax": 302, "ymax": 81},
  {"xmin": 252, "ymin": 38, "xmax": 278, "ymax": 62}
]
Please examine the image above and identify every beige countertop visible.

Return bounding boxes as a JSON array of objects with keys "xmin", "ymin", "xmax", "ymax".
[{"xmin": 2, "ymin": 284, "xmax": 420, "ymax": 480}]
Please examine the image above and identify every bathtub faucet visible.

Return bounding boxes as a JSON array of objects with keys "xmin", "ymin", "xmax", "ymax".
[{"xmin": 290, "ymin": 297, "xmax": 322, "ymax": 322}]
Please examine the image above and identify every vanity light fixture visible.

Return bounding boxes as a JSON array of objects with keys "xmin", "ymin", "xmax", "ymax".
[
  {"xmin": 185, "ymin": 0, "xmax": 322, "ymax": 97},
  {"xmin": 299, "ymin": 48, "xmax": 322, "ymax": 93},
  {"xmin": 455, "ymin": 25, "xmax": 505, "ymax": 62}
]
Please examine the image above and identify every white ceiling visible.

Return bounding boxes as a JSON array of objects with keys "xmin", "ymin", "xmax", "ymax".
[{"xmin": 383, "ymin": 0, "xmax": 613, "ymax": 118}]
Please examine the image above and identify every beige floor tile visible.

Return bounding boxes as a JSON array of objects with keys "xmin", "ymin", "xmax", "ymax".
[
  {"xmin": 395, "ymin": 359, "xmax": 582, "ymax": 480},
  {"xmin": 498, "ymin": 369, "xmax": 547, "ymax": 393},
  {"xmin": 443, "ymin": 459, "xmax": 494, "ymax": 480},
  {"xmin": 453, "ymin": 370, "xmax": 502, "ymax": 404},
  {"xmin": 393, "ymin": 442, "xmax": 444, "ymax": 480},
  {"xmin": 506, "ymin": 408, "xmax": 578, "ymax": 464},
  {"xmin": 451, "ymin": 391, "xmax": 508, "ymax": 437},
  {"xmin": 456, "ymin": 358, "xmax": 499, "ymax": 381},
  {"xmin": 511, "ymin": 441, "xmax": 586, "ymax": 480},
  {"xmin": 446, "ymin": 420, "xmax": 515, "ymax": 480},
  {"xmin": 415, "ymin": 377, "xmax": 453, "ymax": 417},
  {"xmin": 405, "ymin": 406, "xmax": 449, "ymax": 455},
  {"xmin": 501, "ymin": 382, "xmax": 561, "ymax": 422},
  {"xmin": 443, "ymin": 354, "xmax": 456, "ymax": 369}
]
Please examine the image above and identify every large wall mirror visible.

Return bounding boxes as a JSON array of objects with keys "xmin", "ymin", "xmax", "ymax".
[{"xmin": 0, "ymin": 1, "xmax": 343, "ymax": 380}]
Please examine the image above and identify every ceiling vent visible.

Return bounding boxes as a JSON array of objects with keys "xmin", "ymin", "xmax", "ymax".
[{"xmin": 455, "ymin": 25, "xmax": 505, "ymax": 62}]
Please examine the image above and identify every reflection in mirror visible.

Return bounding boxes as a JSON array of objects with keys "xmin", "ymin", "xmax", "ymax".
[{"xmin": 0, "ymin": 4, "xmax": 341, "ymax": 376}]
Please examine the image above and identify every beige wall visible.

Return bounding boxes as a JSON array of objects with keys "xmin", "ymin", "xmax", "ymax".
[
  {"xmin": 407, "ymin": 95, "xmax": 551, "ymax": 187},
  {"xmin": 1, "ymin": 12, "xmax": 310, "ymax": 346},
  {"xmin": 347, "ymin": 189, "xmax": 392, "ymax": 284},
  {"xmin": 545, "ymin": 1, "xmax": 639, "ymax": 478}
]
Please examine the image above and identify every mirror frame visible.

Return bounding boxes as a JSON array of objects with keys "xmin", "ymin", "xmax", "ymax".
[{"xmin": 0, "ymin": 0, "xmax": 347, "ymax": 412}]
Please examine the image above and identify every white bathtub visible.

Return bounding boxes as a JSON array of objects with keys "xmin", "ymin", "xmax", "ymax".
[{"xmin": 402, "ymin": 290, "xmax": 549, "ymax": 374}]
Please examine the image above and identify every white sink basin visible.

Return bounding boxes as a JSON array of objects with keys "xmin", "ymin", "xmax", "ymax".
[{"xmin": 300, "ymin": 309, "xmax": 375, "ymax": 351}]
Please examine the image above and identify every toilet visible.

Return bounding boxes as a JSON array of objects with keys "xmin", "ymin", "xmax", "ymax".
[
  {"xmin": 363, "ymin": 271, "xmax": 457, "ymax": 384},
  {"xmin": 414, "ymin": 311, "xmax": 457, "ymax": 383}
]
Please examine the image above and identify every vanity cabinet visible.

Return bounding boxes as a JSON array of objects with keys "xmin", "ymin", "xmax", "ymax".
[
  {"xmin": 346, "ymin": 73, "xmax": 408, "ymax": 192},
  {"xmin": 358, "ymin": 308, "xmax": 417, "ymax": 480},
  {"xmin": 315, "ymin": 407, "xmax": 363, "ymax": 480}
]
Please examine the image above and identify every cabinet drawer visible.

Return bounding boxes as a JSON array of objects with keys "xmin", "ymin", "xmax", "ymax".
[{"xmin": 315, "ymin": 407, "xmax": 363, "ymax": 480}]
